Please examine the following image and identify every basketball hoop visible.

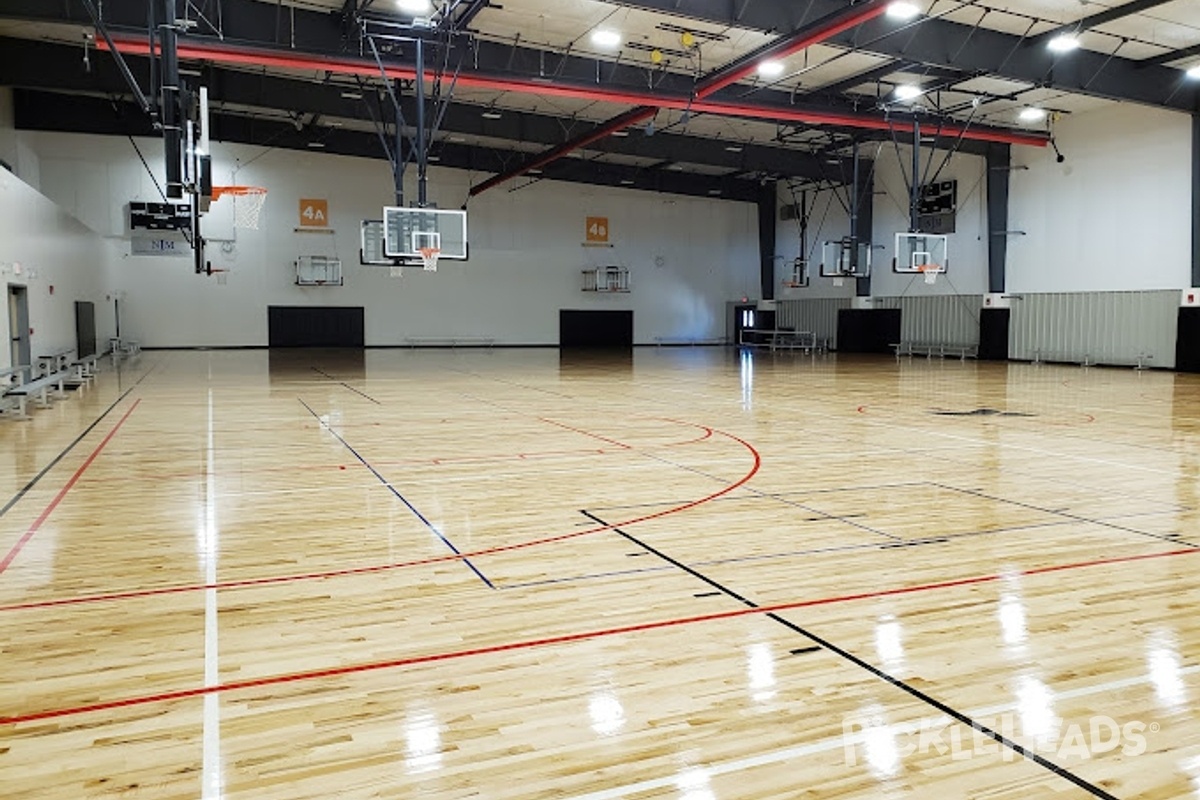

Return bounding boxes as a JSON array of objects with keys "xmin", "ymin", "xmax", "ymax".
[
  {"xmin": 918, "ymin": 264, "xmax": 941, "ymax": 285},
  {"xmin": 212, "ymin": 185, "xmax": 268, "ymax": 230},
  {"xmin": 419, "ymin": 246, "xmax": 441, "ymax": 272}
]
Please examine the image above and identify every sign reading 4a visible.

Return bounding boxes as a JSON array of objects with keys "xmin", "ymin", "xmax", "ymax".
[{"xmin": 299, "ymin": 198, "xmax": 329, "ymax": 227}]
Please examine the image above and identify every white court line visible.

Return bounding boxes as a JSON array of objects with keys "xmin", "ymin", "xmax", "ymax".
[
  {"xmin": 202, "ymin": 388, "xmax": 224, "ymax": 799},
  {"xmin": 569, "ymin": 664, "xmax": 1200, "ymax": 800}
]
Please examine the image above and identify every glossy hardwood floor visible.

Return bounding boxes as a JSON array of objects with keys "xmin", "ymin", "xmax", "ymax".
[{"xmin": 2, "ymin": 347, "xmax": 1199, "ymax": 799}]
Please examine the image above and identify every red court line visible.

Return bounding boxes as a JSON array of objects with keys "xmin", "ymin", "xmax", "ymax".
[
  {"xmin": 2, "ymin": 544, "xmax": 1191, "ymax": 726},
  {"xmin": 0, "ymin": 400, "xmax": 141, "ymax": 577},
  {"xmin": 0, "ymin": 422, "xmax": 750, "ymax": 612}
]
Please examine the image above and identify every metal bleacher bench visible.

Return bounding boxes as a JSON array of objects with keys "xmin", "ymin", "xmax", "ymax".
[
  {"xmin": 1, "ymin": 365, "xmax": 32, "ymax": 418},
  {"xmin": 5, "ymin": 368, "xmax": 68, "ymax": 417},
  {"xmin": 404, "ymin": 337, "xmax": 496, "ymax": 348},
  {"xmin": 740, "ymin": 328, "xmax": 828, "ymax": 354},
  {"xmin": 892, "ymin": 341, "xmax": 978, "ymax": 360},
  {"xmin": 109, "ymin": 337, "xmax": 142, "ymax": 363}
]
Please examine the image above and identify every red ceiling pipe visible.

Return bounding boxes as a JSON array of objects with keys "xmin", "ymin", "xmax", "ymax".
[
  {"xmin": 694, "ymin": 1, "xmax": 890, "ymax": 97},
  {"xmin": 99, "ymin": 35, "xmax": 1050, "ymax": 152}
]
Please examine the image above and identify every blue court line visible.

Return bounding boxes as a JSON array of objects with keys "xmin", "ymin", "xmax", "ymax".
[{"xmin": 299, "ymin": 398, "xmax": 495, "ymax": 589}]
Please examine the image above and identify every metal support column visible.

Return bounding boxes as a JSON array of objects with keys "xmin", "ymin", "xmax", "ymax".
[
  {"xmin": 758, "ymin": 180, "xmax": 777, "ymax": 301},
  {"xmin": 986, "ymin": 143, "xmax": 1011, "ymax": 294},
  {"xmin": 159, "ymin": 0, "xmax": 182, "ymax": 198},
  {"xmin": 415, "ymin": 36, "xmax": 428, "ymax": 207},
  {"xmin": 910, "ymin": 118, "xmax": 921, "ymax": 232},
  {"xmin": 1193, "ymin": 114, "xmax": 1200, "ymax": 288}
]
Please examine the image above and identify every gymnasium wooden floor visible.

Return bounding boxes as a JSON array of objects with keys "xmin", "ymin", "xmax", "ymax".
[{"xmin": 2, "ymin": 347, "xmax": 1199, "ymax": 799}]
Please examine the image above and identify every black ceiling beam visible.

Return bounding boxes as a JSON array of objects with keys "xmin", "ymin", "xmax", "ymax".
[
  {"xmin": 810, "ymin": 59, "xmax": 970, "ymax": 98},
  {"xmin": 1140, "ymin": 43, "xmax": 1200, "ymax": 68},
  {"xmin": 0, "ymin": 36, "xmax": 843, "ymax": 181},
  {"xmin": 613, "ymin": 0, "xmax": 1200, "ymax": 112},
  {"xmin": 11, "ymin": 89, "xmax": 762, "ymax": 202},
  {"xmin": 1033, "ymin": 0, "xmax": 1177, "ymax": 43},
  {"xmin": 0, "ymin": 0, "xmax": 1004, "ymax": 125}
]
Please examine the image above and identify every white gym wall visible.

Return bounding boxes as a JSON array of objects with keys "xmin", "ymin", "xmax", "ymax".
[
  {"xmin": 24, "ymin": 131, "xmax": 760, "ymax": 347},
  {"xmin": 1007, "ymin": 102, "xmax": 1193, "ymax": 294},
  {"xmin": 0, "ymin": 166, "xmax": 112, "ymax": 370}
]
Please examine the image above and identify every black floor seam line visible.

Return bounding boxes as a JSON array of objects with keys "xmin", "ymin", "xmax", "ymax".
[
  {"xmin": 0, "ymin": 363, "xmax": 155, "ymax": 520},
  {"xmin": 310, "ymin": 366, "xmax": 382, "ymax": 405},
  {"xmin": 637, "ymin": 450, "xmax": 904, "ymax": 542},
  {"xmin": 579, "ymin": 508, "xmax": 1122, "ymax": 800},
  {"xmin": 299, "ymin": 398, "xmax": 494, "ymax": 588},
  {"xmin": 936, "ymin": 482, "xmax": 1200, "ymax": 551}
]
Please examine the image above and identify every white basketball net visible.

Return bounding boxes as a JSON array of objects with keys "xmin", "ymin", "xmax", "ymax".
[
  {"xmin": 419, "ymin": 246, "xmax": 441, "ymax": 272},
  {"xmin": 232, "ymin": 189, "xmax": 268, "ymax": 230}
]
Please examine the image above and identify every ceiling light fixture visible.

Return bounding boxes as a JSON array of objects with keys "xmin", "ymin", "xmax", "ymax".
[
  {"xmin": 886, "ymin": 1, "xmax": 921, "ymax": 20},
  {"xmin": 1047, "ymin": 33, "xmax": 1080, "ymax": 53},
  {"xmin": 894, "ymin": 83, "xmax": 924, "ymax": 101},
  {"xmin": 591, "ymin": 29, "xmax": 622, "ymax": 49},
  {"xmin": 725, "ymin": 145, "xmax": 744, "ymax": 153},
  {"xmin": 340, "ymin": 90, "xmax": 363, "ymax": 100},
  {"xmin": 757, "ymin": 60, "xmax": 785, "ymax": 78},
  {"xmin": 611, "ymin": 130, "xmax": 630, "ymax": 137},
  {"xmin": 1187, "ymin": 64, "xmax": 1200, "ymax": 80},
  {"xmin": 307, "ymin": 141, "xmax": 326, "ymax": 148},
  {"xmin": 395, "ymin": 0, "xmax": 432, "ymax": 13},
  {"xmin": 481, "ymin": 109, "xmax": 503, "ymax": 119},
  {"xmin": 620, "ymin": 179, "xmax": 635, "ymax": 185},
  {"xmin": 1018, "ymin": 107, "xmax": 1047, "ymax": 122}
]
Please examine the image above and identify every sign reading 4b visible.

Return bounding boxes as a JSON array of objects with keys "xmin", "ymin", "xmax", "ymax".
[
  {"xmin": 299, "ymin": 198, "xmax": 329, "ymax": 227},
  {"xmin": 585, "ymin": 216, "xmax": 610, "ymax": 243}
]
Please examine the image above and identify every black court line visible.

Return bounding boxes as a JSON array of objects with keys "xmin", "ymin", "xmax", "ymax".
[
  {"xmin": 0, "ymin": 367, "xmax": 153, "ymax": 520},
  {"xmin": 584, "ymin": 481, "xmax": 932, "ymax": 514},
  {"xmin": 937, "ymin": 483, "xmax": 1200, "ymax": 551},
  {"xmin": 790, "ymin": 646, "xmax": 821, "ymax": 655},
  {"xmin": 311, "ymin": 367, "xmax": 382, "ymax": 405},
  {"xmin": 299, "ymin": 398, "xmax": 493, "ymax": 588},
  {"xmin": 638, "ymin": 451, "xmax": 903, "ymax": 542},
  {"xmin": 580, "ymin": 508, "xmax": 1122, "ymax": 800}
]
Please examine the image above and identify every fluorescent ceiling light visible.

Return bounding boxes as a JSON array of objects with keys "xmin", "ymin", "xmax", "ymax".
[
  {"xmin": 620, "ymin": 179, "xmax": 635, "ymax": 185},
  {"xmin": 481, "ymin": 109, "xmax": 503, "ymax": 119},
  {"xmin": 757, "ymin": 60, "xmax": 785, "ymax": 78},
  {"xmin": 1047, "ymin": 33, "xmax": 1080, "ymax": 53},
  {"xmin": 307, "ymin": 141, "xmax": 326, "ymax": 148},
  {"xmin": 707, "ymin": 189, "xmax": 723, "ymax": 195},
  {"xmin": 886, "ymin": 2, "xmax": 921, "ymax": 20},
  {"xmin": 591, "ymin": 29, "xmax": 622, "ymax": 48},
  {"xmin": 725, "ymin": 145, "xmax": 744, "ymax": 153},
  {"xmin": 395, "ymin": 0, "xmax": 432, "ymax": 13},
  {"xmin": 611, "ymin": 130, "xmax": 630, "ymax": 137},
  {"xmin": 1187, "ymin": 64, "xmax": 1200, "ymax": 80},
  {"xmin": 1018, "ymin": 107, "xmax": 1047, "ymax": 122},
  {"xmin": 340, "ymin": 90, "xmax": 363, "ymax": 100},
  {"xmin": 894, "ymin": 83, "xmax": 924, "ymax": 100}
]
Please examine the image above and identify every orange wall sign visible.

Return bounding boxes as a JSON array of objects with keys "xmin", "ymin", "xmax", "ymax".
[
  {"xmin": 585, "ymin": 216, "xmax": 610, "ymax": 243},
  {"xmin": 299, "ymin": 198, "xmax": 329, "ymax": 227}
]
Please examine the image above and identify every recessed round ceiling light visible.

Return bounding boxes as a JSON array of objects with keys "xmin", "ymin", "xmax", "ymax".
[
  {"xmin": 1048, "ymin": 33, "xmax": 1080, "ymax": 53},
  {"xmin": 894, "ymin": 83, "xmax": 924, "ymax": 101},
  {"xmin": 591, "ymin": 29, "xmax": 622, "ymax": 49},
  {"xmin": 1018, "ymin": 107, "xmax": 1047, "ymax": 122},
  {"xmin": 757, "ymin": 60, "xmax": 786, "ymax": 78},
  {"xmin": 886, "ymin": 2, "xmax": 921, "ymax": 20}
]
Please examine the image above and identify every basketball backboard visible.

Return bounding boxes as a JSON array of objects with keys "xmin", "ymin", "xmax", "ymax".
[
  {"xmin": 382, "ymin": 207, "xmax": 468, "ymax": 260},
  {"xmin": 360, "ymin": 220, "xmax": 395, "ymax": 266},
  {"xmin": 894, "ymin": 232, "xmax": 948, "ymax": 274},
  {"xmin": 819, "ymin": 238, "xmax": 871, "ymax": 278}
]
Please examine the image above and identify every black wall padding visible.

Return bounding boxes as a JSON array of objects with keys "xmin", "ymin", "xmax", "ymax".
[
  {"xmin": 74, "ymin": 301, "xmax": 97, "ymax": 358},
  {"xmin": 559, "ymin": 310, "xmax": 634, "ymax": 348},
  {"xmin": 267, "ymin": 306, "xmax": 365, "ymax": 347},
  {"xmin": 978, "ymin": 308, "xmax": 1010, "ymax": 361},
  {"xmin": 836, "ymin": 309, "xmax": 901, "ymax": 354},
  {"xmin": 1176, "ymin": 307, "xmax": 1200, "ymax": 373}
]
